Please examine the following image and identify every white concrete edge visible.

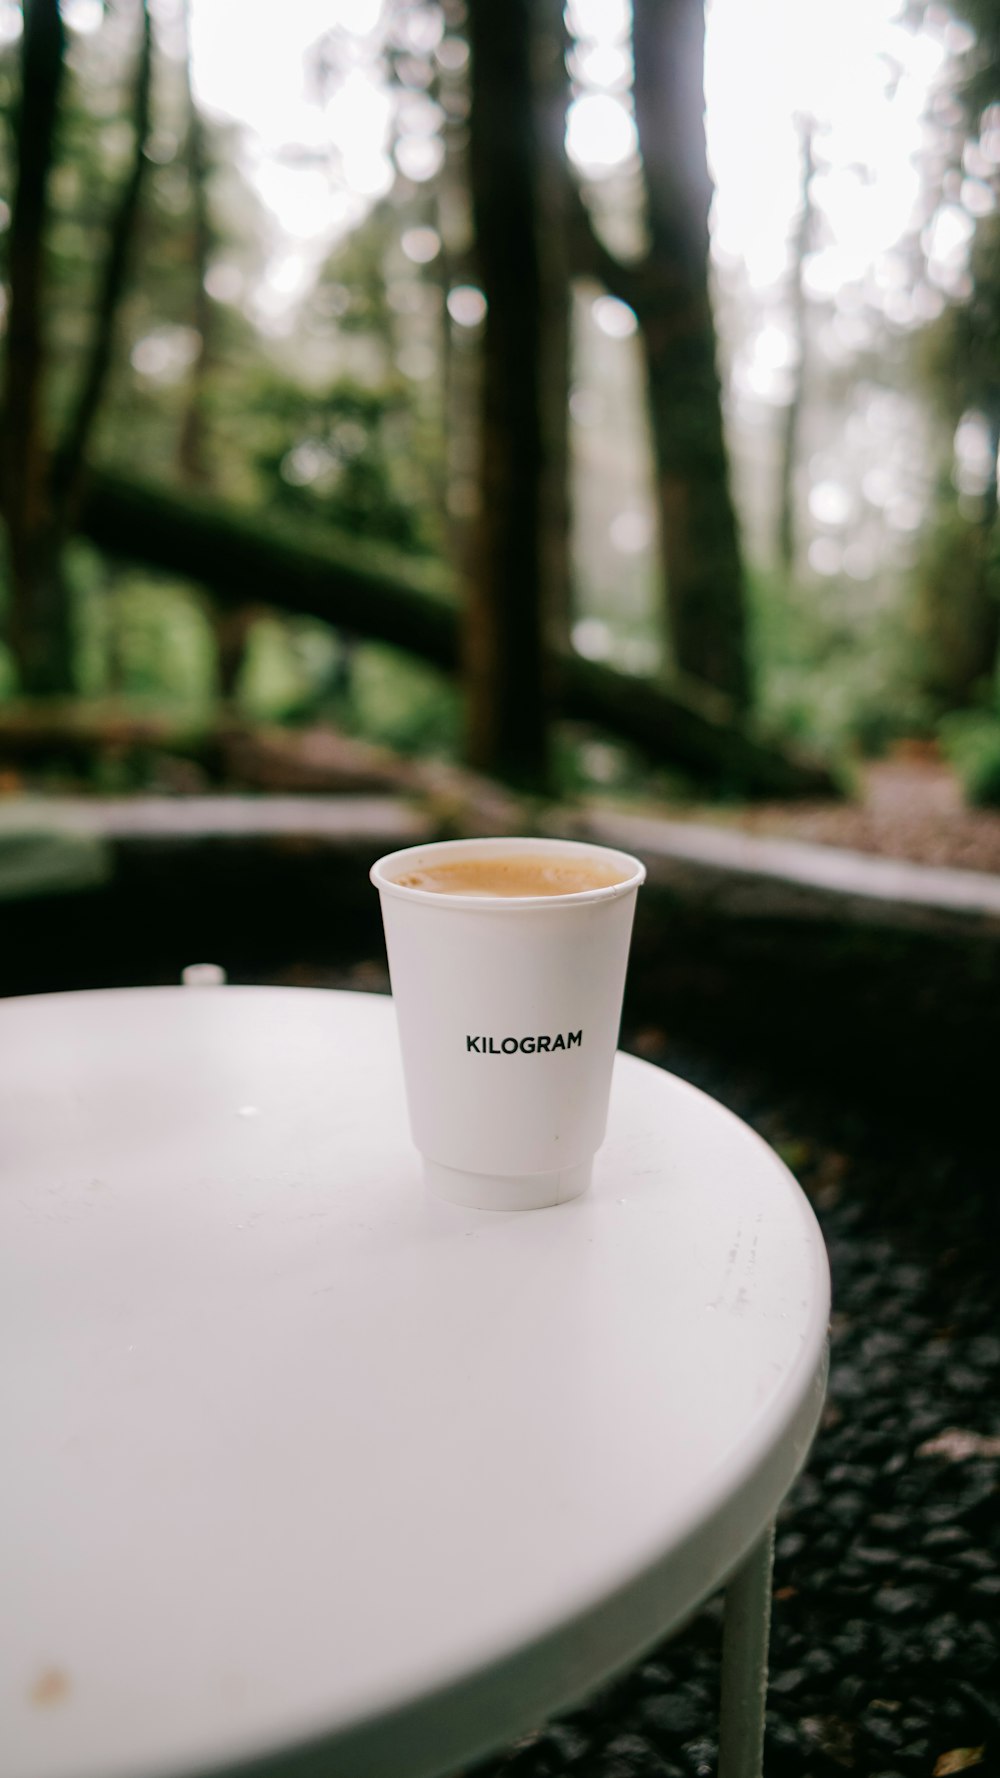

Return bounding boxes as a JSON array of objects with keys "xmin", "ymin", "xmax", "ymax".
[
  {"xmin": 0, "ymin": 796, "xmax": 433, "ymax": 841},
  {"xmin": 582, "ymin": 807, "xmax": 1000, "ymax": 922}
]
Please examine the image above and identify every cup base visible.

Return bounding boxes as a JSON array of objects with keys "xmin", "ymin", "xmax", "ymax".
[{"xmin": 423, "ymin": 1157, "xmax": 592, "ymax": 1212}]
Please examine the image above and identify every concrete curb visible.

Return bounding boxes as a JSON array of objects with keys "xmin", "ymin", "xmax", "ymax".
[
  {"xmin": 0, "ymin": 794, "xmax": 433, "ymax": 845},
  {"xmin": 575, "ymin": 806, "xmax": 1000, "ymax": 936}
]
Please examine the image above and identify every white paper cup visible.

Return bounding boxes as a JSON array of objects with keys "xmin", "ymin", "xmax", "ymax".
[{"xmin": 370, "ymin": 836, "xmax": 646, "ymax": 1210}]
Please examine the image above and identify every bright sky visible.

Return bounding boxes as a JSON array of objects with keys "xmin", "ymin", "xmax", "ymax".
[
  {"xmin": 12, "ymin": 0, "xmax": 980, "ymax": 338},
  {"xmin": 179, "ymin": 0, "xmax": 978, "ymax": 316},
  {"xmin": 708, "ymin": 0, "xmax": 930, "ymax": 280}
]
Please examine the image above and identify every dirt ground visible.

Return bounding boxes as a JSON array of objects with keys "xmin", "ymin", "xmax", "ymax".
[{"xmin": 693, "ymin": 748, "xmax": 1000, "ymax": 876}]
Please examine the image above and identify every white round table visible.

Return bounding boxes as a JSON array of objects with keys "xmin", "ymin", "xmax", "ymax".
[{"xmin": 0, "ymin": 987, "xmax": 829, "ymax": 1778}]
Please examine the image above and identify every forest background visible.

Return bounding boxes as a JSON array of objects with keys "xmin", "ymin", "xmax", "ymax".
[{"xmin": 2, "ymin": 0, "xmax": 1000, "ymax": 810}]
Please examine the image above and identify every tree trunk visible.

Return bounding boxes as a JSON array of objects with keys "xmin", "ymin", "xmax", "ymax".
[
  {"xmin": 917, "ymin": 428, "xmax": 1000, "ymax": 708},
  {"xmin": 534, "ymin": 2, "xmax": 573, "ymax": 656},
  {"xmin": 1, "ymin": 0, "xmax": 70, "ymax": 694},
  {"xmin": 631, "ymin": 0, "xmax": 751, "ymax": 708},
  {"xmin": 965, "ymin": 408, "xmax": 1000, "ymax": 693},
  {"xmin": 76, "ymin": 467, "xmax": 836, "ymax": 797},
  {"xmin": 960, "ymin": 409, "xmax": 1000, "ymax": 699},
  {"xmin": 176, "ymin": 0, "xmax": 214, "ymax": 489},
  {"xmin": 2, "ymin": 0, "xmax": 153, "ymax": 696},
  {"xmin": 776, "ymin": 119, "xmax": 814, "ymax": 580},
  {"xmin": 463, "ymin": 0, "xmax": 567, "ymax": 789},
  {"xmin": 7, "ymin": 523, "xmax": 74, "ymax": 696},
  {"xmin": 52, "ymin": 0, "xmax": 153, "ymax": 515}
]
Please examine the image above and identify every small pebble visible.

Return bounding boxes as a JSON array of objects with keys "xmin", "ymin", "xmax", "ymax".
[{"xmin": 639, "ymin": 1695, "xmax": 703, "ymax": 1739}]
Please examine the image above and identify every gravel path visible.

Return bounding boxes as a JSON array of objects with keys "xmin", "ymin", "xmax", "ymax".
[{"xmin": 467, "ymin": 1029, "xmax": 1000, "ymax": 1778}]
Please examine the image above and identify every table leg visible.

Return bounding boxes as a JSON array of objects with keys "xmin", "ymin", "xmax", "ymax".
[{"xmin": 717, "ymin": 1524, "xmax": 775, "ymax": 1778}]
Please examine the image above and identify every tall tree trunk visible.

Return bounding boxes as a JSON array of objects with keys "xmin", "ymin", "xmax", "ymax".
[
  {"xmin": 959, "ymin": 407, "xmax": 1000, "ymax": 696},
  {"xmin": 463, "ymin": 0, "xmax": 568, "ymax": 789},
  {"xmin": 435, "ymin": 71, "xmax": 478, "ymax": 634},
  {"xmin": 52, "ymin": 0, "xmax": 153, "ymax": 516},
  {"xmin": 534, "ymin": 1, "xmax": 572, "ymax": 657},
  {"xmin": 2, "ymin": 0, "xmax": 153, "ymax": 697},
  {"xmin": 776, "ymin": 118, "xmax": 814, "ymax": 580},
  {"xmin": 918, "ymin": 413, "xmax": 1000, "ymax": 707},
  {"xmin": 631, "ymin": 0, "xmax": 750, "ymax": 709},
  {"xmin": 979, "ymin": 409, "xmax": 1000, "ymax": 686},
  {"xmin": 176, "ymin": 0, "xmax": 241, "ymax": 697},
  {"xmin": 1, "ymin": 0, "xmax": 70, "ymax": 694},
  {"xmin": 177, "ymin": 0, "xmax": 213, "ymax": 489}
]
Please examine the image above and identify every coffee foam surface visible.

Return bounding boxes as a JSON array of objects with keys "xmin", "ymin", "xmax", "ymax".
[{"xmin": 392, "ymin": 853, "xmax": 628, "ymax": 898}]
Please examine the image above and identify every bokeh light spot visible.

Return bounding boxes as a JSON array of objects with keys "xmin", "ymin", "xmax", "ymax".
[
  {"xmin": 394, "ymin": 136, "xmax": 445, "ymax": 182},
  {"xmin": 401, "ymin": 226, "xmax": 441, "ymax": 264},
  {"xmin": 592, "ymin": 294, "xmax": 638, "ymax": 339},
  {"xmin": 447, "ymin": 285, "xmax": 487, "ymax": 327},
  {"xmin": 566, "ymin": 93, "xmax": 638, "ymax": 174}
]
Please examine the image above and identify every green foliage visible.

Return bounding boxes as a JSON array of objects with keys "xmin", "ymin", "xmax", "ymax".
[
  {"xmin": 251, "ymin": 375, "xmax": 442, "ymax": 556},
  {"xmin": 939, "ymin": 707, "xmax": 1000, "ymax": 803},
  {"xmin": 550, "ymin": 728, "xmax": 698, "ymax": 803},
  {"xmin": 933, "ymin": 0, "xmax": 1000, "ymax": 122},
  {"xmin": 72, "ymin": 547, "xmax": 215, "ymax": 705},
  {"xmin": 345, "ymin": 644, "xmax": 459, "ymax": 756},
  {"xmin": 111, "ymin": 581, "xmax": 214, "ymax": 702},
  {"xmin": 910, "ymin": 494, "xmax": 1000, "ymax": 708},
  {"xmin": 238, "ymin": 618, "xmax": 343, "ymax": 721},
  {"xmin": 231, "ymin": 625, "xmax": 462, "ymax": 754},
  {"xmin": 747, "ymin": 566, "xmax": 936, "ymax": 756},
  {"xmin": 310, "ymin": 205, "xmax": 395, "ymax": 339},
  {"xmin": 917, "ymin": 219, "xmax": 1000, "ymax": 419}
]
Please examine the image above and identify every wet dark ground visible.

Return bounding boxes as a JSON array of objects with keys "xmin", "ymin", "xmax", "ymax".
[
  {"xmin": 284, "ymin": 959, "xmax": 1000, "ymax": 1778},
  {"xmin": 466, "ymin": 1031, "xmax": 1000, "ymax": 1778}
]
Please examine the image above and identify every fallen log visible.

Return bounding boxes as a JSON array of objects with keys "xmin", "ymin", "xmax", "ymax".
[
  {"xmin": 77, "ymin": 469, "xmax": 838, "ymax": 799},
  {"xmin": 79, "ymin": 471, "xmax": 458, "ymax": 669}
]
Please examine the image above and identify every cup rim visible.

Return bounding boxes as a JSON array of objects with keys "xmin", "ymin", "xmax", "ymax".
[{"xmin": 370, "ymin": 835, "xmax": 646, "ymax": 910}]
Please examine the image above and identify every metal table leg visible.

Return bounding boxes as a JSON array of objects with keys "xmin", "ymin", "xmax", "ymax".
[{"xmin": 718, "ymin": 1524, "xmax": 775, "ymax": 1778}]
